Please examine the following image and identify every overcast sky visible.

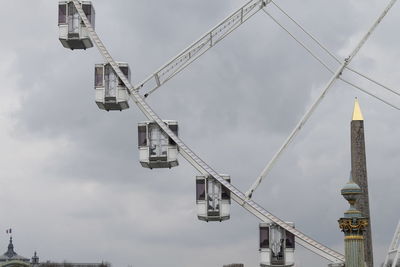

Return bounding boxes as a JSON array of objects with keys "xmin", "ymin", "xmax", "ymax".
[{"xmin": 0, "ymin": 0, "xmax": 399, "ymax": 267}]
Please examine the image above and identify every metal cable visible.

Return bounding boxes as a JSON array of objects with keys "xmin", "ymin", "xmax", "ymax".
[
  {"xmin": 340, "ymin": 78, "xmax": 400, "ymax": 110},
  {"xmin": 346, "ymin": 67, "xmax": 400, "ymax": 97},
  {"xmin": 270, "ymin": 0, "xmax": 400, "ymax": 99},
  {"xmin": 271, "ymin": 0, "xmax": 341, "ymax": 63},
  {"xmin": 262, "ymin": 9, "xmax": 333, "ymax": 73},
  {"xmin": 262, "ymin": 9, "xmax": 400, "ymax": 110}
]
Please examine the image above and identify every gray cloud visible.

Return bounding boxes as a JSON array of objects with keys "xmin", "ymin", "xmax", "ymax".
[{"xmin": 0, "ymin": 0, "xmax": 399, "ymax": 267}]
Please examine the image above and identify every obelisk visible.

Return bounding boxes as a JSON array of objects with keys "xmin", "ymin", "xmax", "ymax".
[{"xmin": 351, "ymin": 98, "xmax": 373, "ymax": 267}]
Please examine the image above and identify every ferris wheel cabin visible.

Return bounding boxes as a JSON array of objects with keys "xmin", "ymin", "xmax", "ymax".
[
  {"xmin": 259, "ymin": 222, "xmax": 295, "ymax": 267},
  {"xmin": 94, "ymin": 62, "xmax": 130, "ymax": 111},
  {"xmin": 58, "ymin": 1, "xmax": 95, "ymax": 50},
  {"xmin": 196, "ymin": 175, "xmax": 231, "ymax": 222},
  {"xmin": 138, "ymin": 121, "xmax": 179, "ymax": 169}
]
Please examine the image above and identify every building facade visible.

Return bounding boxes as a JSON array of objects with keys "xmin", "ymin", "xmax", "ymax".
[{"xmin": 0, "ymin": 238, "xmax": 109, "ymax": 267}]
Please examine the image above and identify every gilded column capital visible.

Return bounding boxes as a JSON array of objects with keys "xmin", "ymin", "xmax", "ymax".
[{"xmin": 338, "ymin": 218, "xmax": 368, "ymax": 234}]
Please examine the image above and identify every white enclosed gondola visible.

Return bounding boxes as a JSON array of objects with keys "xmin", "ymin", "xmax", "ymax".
[
  {"xmin": 58, "ymin": 1, "xmax": 95, "ymax": 50},
  {"xmin": 196, "ymin": 175, "xmax": 231, "ymax": 222},
  {"xmin": 138, "ymin": 121, "xmax": 179, "ymax": 169},
  {"xmin": 259, "ymin": 222, "xmax": 295, "ymax": 267},
  {"xmin": 94, "ymin": 62, "xmax": 130, "ymax": 111}
]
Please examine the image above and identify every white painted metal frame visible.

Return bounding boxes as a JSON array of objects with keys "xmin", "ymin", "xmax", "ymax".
[
  {"xmin": 135, "ymin": 0, "xmax": 269, "ymax": 97},
  {"xmin": 71, "ymin": 0, "xmax": 345, "ymax": 263},
  {"xmin": 384, "ymin": 220, "xmax": 400, "ymax": 267}
]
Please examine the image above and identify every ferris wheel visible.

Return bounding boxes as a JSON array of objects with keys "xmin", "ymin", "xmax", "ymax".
[{"xmin": 57, "ymin": 0, "xmax": 399, "ymax": 266}]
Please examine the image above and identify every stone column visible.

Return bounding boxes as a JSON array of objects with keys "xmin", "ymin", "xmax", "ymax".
[
  {"xmin": 339, "ymin": 175, "xmax": 368, "ymax": 267},
  {"xmin": 339, "ymin": 217, "xmax": 368, "ymax": 267}
]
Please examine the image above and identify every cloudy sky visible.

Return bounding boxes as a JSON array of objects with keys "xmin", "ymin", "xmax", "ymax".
[{"xmin": 0, "ymin": 0, "xmax": 399, "ymax": 266}]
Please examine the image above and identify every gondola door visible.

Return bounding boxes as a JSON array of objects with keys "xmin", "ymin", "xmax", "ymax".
[
  {"xmin": 104, "ymin": 64, "xmax": 117, "ymax": 101},
  {"xmin": 207, "ymin": 178, "xmax": 220, "ymax": 217},
  {"xmin": 270, "ymin": 225, "xmax": 285, "ymax": 265},
  {"xmin": 149, "ymin": 124, "xmax": 168, "ymax": 160},
  {"xmin": 68, "ymin": 2, "xmax": 80, "ymax": 37}
]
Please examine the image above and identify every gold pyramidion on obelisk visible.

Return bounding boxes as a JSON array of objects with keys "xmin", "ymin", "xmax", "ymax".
[{"xmin": 352, "ymin": 98, "xmax": 364, "ymax": 121}]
